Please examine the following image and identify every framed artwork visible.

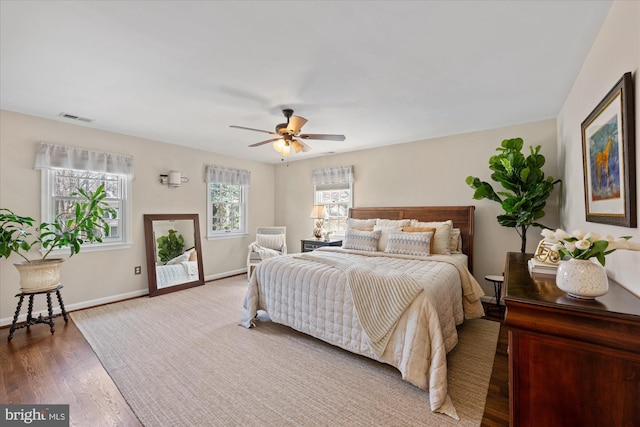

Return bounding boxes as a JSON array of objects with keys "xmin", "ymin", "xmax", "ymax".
[{"xmin": 581, "ymin": 72, "xmax": 636, "ymax": 227}]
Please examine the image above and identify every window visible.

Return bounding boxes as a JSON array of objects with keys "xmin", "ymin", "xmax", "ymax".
[
  {"xmin": 35, "ymin": 143, "xmax": 134, "ymax": 253},
  {"xmin": 314, "ymin": 184, "xmax": 352, "ymax": 236},
  {"xmin": 42, "ymin": 169, "xmax": 128, "ymax": 245},
  {"xmin": 207, "ymin": 183, "xmax": 247, "ymax": 238},
  {"xmin": 312, "ymin": 166, "xmax": 354, "ymax": 237},
  {"xmin": 204, "ymin": 165, "xmax": 250, "ymax": 239}
]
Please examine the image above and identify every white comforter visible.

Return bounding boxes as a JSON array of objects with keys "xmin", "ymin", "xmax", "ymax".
[
  {"xmin": 155, "ymin": 261, "xmax": 198, "ymax": 289},
  {"xmin": 241, "ymin": 247, "xmax": 485, "ymax": 419}
]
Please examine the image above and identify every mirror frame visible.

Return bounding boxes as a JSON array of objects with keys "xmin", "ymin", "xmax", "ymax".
[{"xmin": 144, "ymin": 213, "xmax": 205, "ymax": 297}]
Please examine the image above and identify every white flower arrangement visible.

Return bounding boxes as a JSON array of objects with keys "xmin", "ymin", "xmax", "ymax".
[{"xmin": 541, "ymin": 228, "xmax": 640, "ymax": 266}]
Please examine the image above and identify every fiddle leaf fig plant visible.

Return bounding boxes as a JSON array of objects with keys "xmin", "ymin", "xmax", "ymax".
[
  {"xmin": 0, "ymin": 184, "xmax": 117, "ymax": 263},
  {"xmin": 466, "ymin": 137, "xmax": 561, "ymax": 253},
  {"xmin": 157, "ymin": 229, "xmax": 185, "ymax": 264}
]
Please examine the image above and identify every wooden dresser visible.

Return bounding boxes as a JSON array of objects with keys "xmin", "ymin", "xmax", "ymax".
[{"xmin": 504, "ymin": 252, "xmax": 640, "ymax": 427}]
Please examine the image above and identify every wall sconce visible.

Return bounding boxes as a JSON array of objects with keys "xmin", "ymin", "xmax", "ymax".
[
  {"xmin": 159, "ymin": 170, "xmax": 189, "ymax": 188},
  {"xmin": 309, "ymin": 205, "xmax": 326, "ymax": 239}
]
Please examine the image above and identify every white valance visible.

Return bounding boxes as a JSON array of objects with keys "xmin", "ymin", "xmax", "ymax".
[
  {"xmin": 204, "ymin": 165, "xmax": 251, "ymax": 186},
  {"xmin": 312, "ymin": 165, "xmax": 354, "ymax": 186},
  {"xmin": 34, "ymin": 142, "xmax": 135, "ymax": 177}
]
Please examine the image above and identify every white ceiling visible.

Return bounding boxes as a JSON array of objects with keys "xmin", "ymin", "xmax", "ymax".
[{"xmin": 0, "ymin": 1, "xmax": 612, "ymax": 164}]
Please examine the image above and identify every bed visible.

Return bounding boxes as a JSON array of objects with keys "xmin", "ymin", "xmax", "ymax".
[
  {"xmin": 155, "ymin": 261, "xmax": 199, "ymax": 289},
  {"xmin": 242, "ymin": 206, "xmax": 485, "ymax": 419}
]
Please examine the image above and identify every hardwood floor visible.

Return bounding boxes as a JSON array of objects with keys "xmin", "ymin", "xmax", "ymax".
[
  {"xmin": 1, "ymin": 318, "xmax": 142, "ymax": 426},
  {"xmin": 1, "ymin": 307, "xmax": 509, "ymax": 427}
]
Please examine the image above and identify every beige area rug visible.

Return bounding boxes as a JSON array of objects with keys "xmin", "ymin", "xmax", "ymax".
[{"xmin": 71, "ymin": 276, "xmax": 500, "ymax": 427}]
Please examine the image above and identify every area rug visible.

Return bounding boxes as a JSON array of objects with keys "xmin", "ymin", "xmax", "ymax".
[{"xmin": 71, "ymin": 275, "xmax": 500, "ymax": 426}]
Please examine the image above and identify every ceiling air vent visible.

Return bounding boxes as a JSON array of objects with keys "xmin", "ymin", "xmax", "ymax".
[{"xmin": 58, "ymin": 112, "xmax": 94, "ymax": 124}]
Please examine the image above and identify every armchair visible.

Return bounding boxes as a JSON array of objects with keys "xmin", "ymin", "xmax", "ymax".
[{"xmin": 246, "ymin": 226, "xmax": 287, "ymax": 279}]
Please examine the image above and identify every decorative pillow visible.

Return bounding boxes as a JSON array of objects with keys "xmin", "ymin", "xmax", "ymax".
[
  {"xmin": 373, "ymin": 225, "xmax": 402, "ymax": 252},
  {"xmin": 375, "ymin": 218, "xmax": 411, "ymax": 228},
  {"xmin": 450, "ymin": 228, "xmax": 462, "ymax": 253},
  {"xmin": 166, "ymin": 252, "xmax": 190, "ymax": 265},
  {"xmin": 343, "ymin": 228, "xmax": 381, "ymax": 252},
  {"xmin": 256, "ymin": 233, "xmax": 285, "ymax": 251},
  {"xmin": 385, "ymin": 231, "xmax": 433, "ymax": 257},
  {"xmin": 188, "ymin": 249, "xmax": 198, "ymax": 262},
  {"xmin": 402, "ymin": 226, "xmax": 437, "ymax": 253},
  {"xmin": 409, "ymin": 220, "xmax": 453, "ymax": 255},
  {"xmin": 347, "ymin": 218, "xmax": 377, "ymax": 230}
]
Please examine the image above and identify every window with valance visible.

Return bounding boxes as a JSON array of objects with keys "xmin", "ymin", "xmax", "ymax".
[
  {"xmin": 204, "ymin": 165, "xmax": 250, "ymax": 239},
  {"xmin": 34, "ymin": 142, "xmax": 134, "ymax": 250},
  {"xmin": 312, "ymin": 166, "xmax": 354, "ymax": 236}
]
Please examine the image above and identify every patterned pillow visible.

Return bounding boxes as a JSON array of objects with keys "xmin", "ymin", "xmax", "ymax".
[
  {"xmin": 343, "ymin": 229, "xmax": 382, "ymax": 252},
  {"xmin": 402, "ymin": 226, "xmax": 437, "ymax": 253},
  {"xmin": 385, "ymin": 231, "xmax": 433, "ymax": 257},
  {"xmin": 256, "ymin": 233, "xmax": 285, "ymax": 251}
]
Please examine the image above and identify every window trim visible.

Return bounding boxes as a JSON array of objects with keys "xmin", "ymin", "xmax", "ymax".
[
  {"xmin": 40, "ymin": 169, "xmax": 133, "ymax": 255},
  {"xmin": 206, "ymin": 182, "xmax": 249, "ymax": 240}
]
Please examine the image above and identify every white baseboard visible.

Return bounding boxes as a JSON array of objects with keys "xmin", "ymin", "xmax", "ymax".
[{"xmin": 1, "ymin": 268, "xmax": 248, "ymax": 327}]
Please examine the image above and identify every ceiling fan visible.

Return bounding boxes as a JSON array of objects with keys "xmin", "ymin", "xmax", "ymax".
[{"xmin": 230, "ymin": 109, "xmax": 345, "ymax": 157}]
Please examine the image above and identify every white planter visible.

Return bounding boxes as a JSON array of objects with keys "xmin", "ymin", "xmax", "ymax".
[
  {"xmin": 13, "ymin": 259, "xmax": 64, "ymax": 292},
  {"xmin": 556, "ymin": 258, "xmax": 608, "ymax": 299}
]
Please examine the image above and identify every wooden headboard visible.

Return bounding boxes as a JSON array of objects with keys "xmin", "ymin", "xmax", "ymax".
[{"xmin": 348, "ymin": 206, "xmax": 475, "ymax": 274}]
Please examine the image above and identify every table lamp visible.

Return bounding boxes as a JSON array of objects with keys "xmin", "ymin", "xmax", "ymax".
[{"xmin": 309, "ymin": 205, "xmax": 326, "ymax": 239}]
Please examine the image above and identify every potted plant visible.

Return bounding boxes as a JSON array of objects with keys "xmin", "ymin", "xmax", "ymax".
[
  {"xmin": 466, "ymin": 137, "xmax": 561, "ymax": 253},
  {"xmin": 156, "ymin": 229, "xmax": 185, "ymax": 264},
  {"xmin": 0, "ymin": 184, "xmax": 116, "ymax": 291}
]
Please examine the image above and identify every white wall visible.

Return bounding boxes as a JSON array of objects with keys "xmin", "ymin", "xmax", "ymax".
[
  {"xmin": 0, "ymin": 110, "xmax": 275, "ymax": 324},
  {"xmin": 557, "ymin": 0, "xmax": 640, "ymax": 296},
  {"xmin": 274, "ymin": 118, "xmax": 559, "ymax": 295}
]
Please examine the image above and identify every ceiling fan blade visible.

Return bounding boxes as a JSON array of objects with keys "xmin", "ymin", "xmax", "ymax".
[
  {"xmin": 298, "ymin": 133, "xmax": 345, "ymax": 141},
  {"xmin": 291, "ymin": 139, "xmax": 311, "ymax": 153},
  {"xmin": 249, "ymin": 138, "xmax": 281, "ymax": 147},
  {"xmin": 287, "ymin": 116, "xmax": 307, "ymax": 134},
  {"xmin": 230, "ymin": 125, "xmax": 277, "ymax": 135}
]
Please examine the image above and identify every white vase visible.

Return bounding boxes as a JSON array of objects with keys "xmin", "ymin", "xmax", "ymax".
[
  {"xmin": 14, "ymin": 259, "xmax": 64, "ymax": 292},
  {"xmin": 556, "ymin": 258, "xmax": 608, "ymax": 299}
]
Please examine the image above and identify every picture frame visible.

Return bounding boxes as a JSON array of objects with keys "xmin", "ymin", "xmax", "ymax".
[{"xmin": 581, "ymin": 72, "xmax": 636, "ymax": 228}]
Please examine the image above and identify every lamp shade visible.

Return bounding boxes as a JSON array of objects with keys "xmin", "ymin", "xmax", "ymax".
[{"xmin": 310, "ymin": 205, "xmax": 326, "ymax": 219}]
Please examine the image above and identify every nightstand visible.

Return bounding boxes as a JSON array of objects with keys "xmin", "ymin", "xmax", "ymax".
[{"xmin": 300, "ymin": 238, "xmax": 343, "ymax": 252}]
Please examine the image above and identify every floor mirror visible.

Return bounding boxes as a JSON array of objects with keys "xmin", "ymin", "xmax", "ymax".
[{"xmin": 144, "ymin": 213, "xmax": 205, "ymax": 297}]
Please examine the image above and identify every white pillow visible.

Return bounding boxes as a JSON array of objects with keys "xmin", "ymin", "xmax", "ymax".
[
  {"xmin": 385, "ymin": 231, "xmax": 433, "ymax": 257},
  {"xmin": 373, "ymin": 225, "xmax": 403, "ymax": 252},
  {"xmin": 343, "ymin": 228, "xmax": 381, "ymax": 252},
  {"xmin": 375, "ymin": 218, "xmax": 411, "ymax": 228},
  {"xmin": 256, "ymin": 233, "xmax": 285, "ymax": 251},
  {"xmin": 166, "ymin": 252, "xmax": 190, "ymax": 265},
  {"xmin": 347, "ymin": 218, "xmax": 377, "ymax": 231},
  {"xmin": 409, "ymin": 220, "xmax": 453, "ymax": 255}
]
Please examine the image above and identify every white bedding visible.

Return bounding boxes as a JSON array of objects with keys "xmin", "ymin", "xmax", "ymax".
[
  {"xmin": 155, "ymin": 261, "xmax": 198, "ymax": 289},
  {"xmin": 242, "ymin": 247, "xmax": 485, "ymax": 419}
]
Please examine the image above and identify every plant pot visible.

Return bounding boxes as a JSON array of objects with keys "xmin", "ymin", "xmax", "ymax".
[
  {"xmin": 556, "ymin": 258, "xmax": 608, "ymax": 299},
  {"xmin": 13, "ymin": 259, "xmax": 64, "ymax": 292}
]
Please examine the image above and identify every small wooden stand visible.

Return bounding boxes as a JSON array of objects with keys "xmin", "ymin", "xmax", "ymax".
[{"xmin": 8, "ymin": 285, "xmax": 68, "ymax": 341}]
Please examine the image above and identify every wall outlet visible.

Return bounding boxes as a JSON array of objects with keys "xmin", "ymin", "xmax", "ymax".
[{"xmin": 134, "ymin": 266, "xmax": 142, "ymax": 275}]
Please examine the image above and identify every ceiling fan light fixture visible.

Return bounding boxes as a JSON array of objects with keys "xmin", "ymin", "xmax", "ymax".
[{"xmin": 273, "ymin": 139, "xmax": 290, "ymax": 156}]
